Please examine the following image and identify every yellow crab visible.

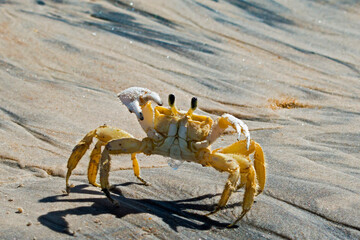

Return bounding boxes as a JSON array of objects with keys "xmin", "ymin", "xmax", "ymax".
[{"xmin": 66, "ymin": 87, "xmax": 265, "ymax": 227}]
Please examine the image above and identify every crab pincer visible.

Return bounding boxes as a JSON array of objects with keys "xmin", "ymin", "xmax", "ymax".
[{"xmin": 117, "ymin": 87, "xmax": 162, "ymax": 120}]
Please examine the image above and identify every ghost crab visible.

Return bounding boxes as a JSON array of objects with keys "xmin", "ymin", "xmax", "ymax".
[{"xmin": 66, "ymin": 87, "xmax": 265, "ymax": 227}]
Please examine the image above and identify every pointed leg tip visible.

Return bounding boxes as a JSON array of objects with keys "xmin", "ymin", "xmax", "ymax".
[
  {"xmin": 65, "ymin": 184, "xmax": 72, "ymax": 195},
  {"xmin": 226, "ymin": 223, "xmax": 238, "ymax": 228},
  {"xmin": 91, "ymin": 182, "xmax": 101, "ymax": 188},
  {"xmin": 204, "ymin": 209, "xmax": 216, "ymax": 217},
  {"xmin": 256, "ymin": 189, "xmax": 263, "ymax": 196},
  {"xmin": 113, "ymin": 201, "xmax": 120, "ymax": 208},
  {"xmin": 136, "ymin": 176, "xmax": 150, "ymax": 186},
  {"xmin": 228, "ymin": 211, "xmax": 247, "ymax": 227},
  {"xmin": 204, "ymin": 207, "xmax": 221, "ymax": 217},
  {"xmin": 102, "ymin": 188, "xmax": 120, "ymax": 207},
  {"xmin": 227, "ymin": 218, "xmax": 241, "ymax": 228}
]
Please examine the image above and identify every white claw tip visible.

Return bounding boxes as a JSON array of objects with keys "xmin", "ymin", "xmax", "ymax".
[{"xmin": 223, "ymin": 113, "xmax": 251, "ymax": 150}]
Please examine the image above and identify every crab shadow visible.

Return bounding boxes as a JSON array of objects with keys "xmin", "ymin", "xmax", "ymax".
[{"xmin": 38, "ymin": 184, "xmax": 243, "ymax": 235}]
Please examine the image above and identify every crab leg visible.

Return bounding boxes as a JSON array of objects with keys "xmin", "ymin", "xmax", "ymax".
[
  {"xmin": 218, "ymin": 139, "xmax": 266, "ymax": 195},
  {"xmin": 131, "ymin": 153, "xmax": 150, "ymax": 186},
  {"xmin": 201, "ymin": 152, "xmax": 249, "ymax": 207},
  {"xmin": 205, "ymin": 167, "xmax": 240, "ymax": 216},
  {"xmin": 100, "ymin": 137, "xmax": 153, "ymax": 205},
  {"xmin": 66, "ymin": 126, "xmax": 149, "ymax": 194},
  {"xmin": 236, "ymin": 173, "xmax": 247, "ymax": 190},
  {"xmin": 201, "ymin": 146, "xmax": 258, "ymax": 226},
  {"xmin": 228, "ymin": 166, "xmax": 257, "ymax": 227},
  {"xmin": 253, "ymin": 142, "xmax": 265, "ymax": 195},
  {"xmin": 66, "ymin": 129, "xmax": 97, "ymax": 193},
  {"xmin": 88, "ymin": 140, "xmax": 106, "ymax": 188}
]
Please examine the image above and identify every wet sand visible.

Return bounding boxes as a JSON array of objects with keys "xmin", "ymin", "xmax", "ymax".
[{"xmin": 0, "ymin": 0, "xmax": 360, "ymax": 239}]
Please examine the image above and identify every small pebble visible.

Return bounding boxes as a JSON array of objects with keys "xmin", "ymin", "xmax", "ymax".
[
  {"xmin": 27, "ymin": 222, "xmax": 32, "ymax": 226},
  {"xmin": 8, "ymin": 198, "xmax": 13, "ymax": 202},
  {"xmin": 17, "ymin": 184, "xmax": 24, "ymax": 188},
  {"xmin": 16, "ymin": 207, "xmax": 23, "ymax": 213}
]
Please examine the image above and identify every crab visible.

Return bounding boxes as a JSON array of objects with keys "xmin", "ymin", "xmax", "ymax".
[{"xmin": 66, "ymin": 87, "xmax": 265, "ymax": 227}]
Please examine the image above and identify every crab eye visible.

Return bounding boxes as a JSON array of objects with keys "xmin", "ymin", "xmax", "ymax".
[
  {"xmin": 168, "ymin": 94, "xmax": 175, "ymax": 106},
  {"xmin": 191, "ymin": 97, "xmax": 197, "ymax": 110}
]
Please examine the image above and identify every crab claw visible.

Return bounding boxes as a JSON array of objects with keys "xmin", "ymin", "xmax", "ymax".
[
  {"xmin": 118, "ymin": 87, "xmax": 163, "ymax": 120},
  {"xmin": 222, "ymin": 114, "xmax": 251, "ymax": 150}
]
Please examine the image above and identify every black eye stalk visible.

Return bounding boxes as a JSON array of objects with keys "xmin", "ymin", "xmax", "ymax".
[
  {"xmin": 168, "ymin": 94, "xmax": 179, "ymax": 115},
  {"xmin": 186, "ymin": 97, "xmax": 197, "ymax": 116},
  {"xmin": 191, "ymin": 97, "xmax": 197, "ymax": 110},
  {"xmin": 168, "ymin": 94, "xmax": 175, "ymax": 107}
]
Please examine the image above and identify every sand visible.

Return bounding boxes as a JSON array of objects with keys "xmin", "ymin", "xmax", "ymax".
[{"xmin": 0, "ymin": 0, "xmax": 359, "ymax": 239}]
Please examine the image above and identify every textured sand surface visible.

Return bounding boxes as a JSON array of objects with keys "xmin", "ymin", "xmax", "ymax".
[{"xmin": 1, "ymin": 0, "xmax": 360, "ymax": 239}]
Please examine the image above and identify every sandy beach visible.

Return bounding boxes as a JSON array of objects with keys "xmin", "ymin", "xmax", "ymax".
[{"xmin": 1, "ymin": 0, "xmax": 359, "ymax": 239}]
